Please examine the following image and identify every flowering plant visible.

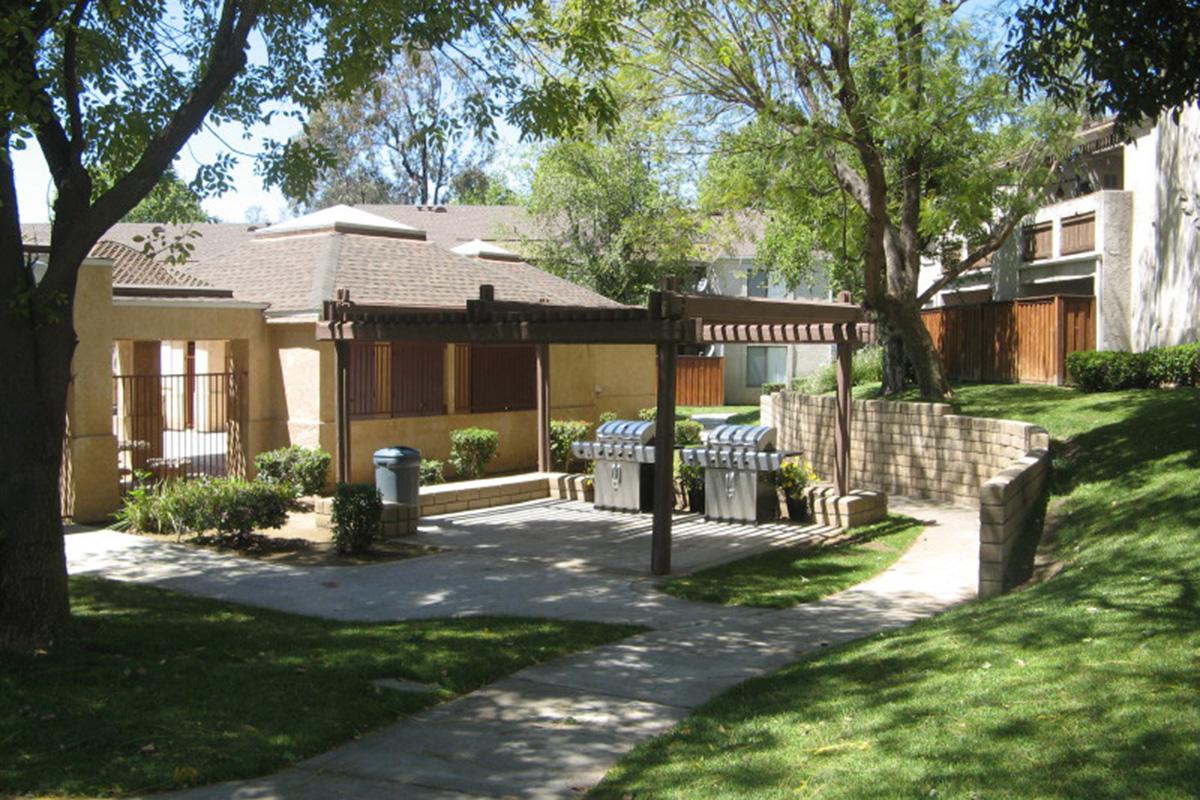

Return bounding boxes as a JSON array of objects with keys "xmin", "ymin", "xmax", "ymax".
[{"xmin": 775, "ymin": 458, "xmax": 819, "ymax": 499}]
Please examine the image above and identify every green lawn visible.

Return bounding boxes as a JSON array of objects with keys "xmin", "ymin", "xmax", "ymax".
[
  {"xmin": 0, "ymin": 577, "xmax": 640, "ymax": 797},
  {"xmin": 678, "ymin": 405, "xmax": 761, "ymax": 426},
  {"xmin": 592, "ymin": 384, "xmax": 1200, "ymax": 799},
  {"xmin": 661, "ymin": 516, "xmax": 923, "ymax": 608}
]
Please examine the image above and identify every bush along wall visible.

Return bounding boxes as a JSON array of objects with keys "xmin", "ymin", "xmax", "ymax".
[
  {"xmin": 1066, "ymin": 344, "xmax": 1200, "ymax": 392},
  {"xmin": 449, "ymin": 427, "xmax": 500, "ymax": 479},
  {"xmin": 331, "ymin": 482, "xmax": 382, "ymax": 554},
  {"xmin": 253, "ymin": 445, "xmax": 332, "ymax": 497},
  {"xmin": 550, "ymin": 420, "xmax": 592, "ymax": 472}
]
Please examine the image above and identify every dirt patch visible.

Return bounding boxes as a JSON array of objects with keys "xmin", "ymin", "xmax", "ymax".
[{"xmin": 134, "ymin": 511, "xmax": 442, "ymax": 567}]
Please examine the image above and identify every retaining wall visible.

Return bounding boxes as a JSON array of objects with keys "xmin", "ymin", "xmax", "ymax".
[{"xmin": 762, "ymin": 393, "xmax": 1050, "ymax": 598}]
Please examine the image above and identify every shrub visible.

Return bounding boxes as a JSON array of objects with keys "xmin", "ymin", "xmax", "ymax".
[
  {"xmin": 1149, "ymin": 343, "xmax": 1200, "ymax": 386},
  {"xmin": 637, "ymin": 406, "xmax": 657, "ymax": 421},
  {"xmin": 675, "ymin": 419, "xmax": 703, "ymax": 446},
  {"xmin": 760, "ymin": 382, "xmax": 785, "ymax": 395},
  {"xmin": 419, "ymin": 459, "xmax": 445, "ymax": 486},
  {"xmin": 331, "ymin": 482, "xmax": 381, "ymax": 554},
  {"xmin": 253, "ymin": 445, "xmax": 332, "ymax": 496},
  {"xmin": 449, "ymin": 427, "xmax": 499, "ymax": 479},
  {"xmin": 598, "ymin": 410, "xmax": 618, "ymax": 425},
  {"xmin": 207, "ymin": 480, "xmax": 291, "ymax": 547},
  {"xmin": 1067, "ymin": 350, "xmax": 1155, "ymax": 392},
  {"xmin": 793, "ymin": 345, "xmax": 882, "ymax": 394},
  {"xmin": 677, "ymin": 461, "xmax": 705, "ymax": 491},
  {"xmin": 1065, "ymin": 350, "xmax": 1112, "ymax": 392},
  {"xmin": 550, "ymin": 420, "xmax": 592, "ymax": 471},
  {"xmin": 114, "ymin": 474, "xmax": 164, "ymax": 534}
]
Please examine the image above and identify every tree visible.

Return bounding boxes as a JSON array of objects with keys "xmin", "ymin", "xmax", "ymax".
[
  {"xmin": 1008, "ymin": 0, "xmax": 1200, "ymax": 128},
  {"xmin": 94, "ymin": 167, "xmax": 212, "ymax": 224},
  {"xmin": 450, "ymin": 167, "xmax": 519, "ymax": 204},
  {"xmin": 290, "ymin": 51, "xmax": 495, "ymax": 210},
  {"xmin": 523, "ymin": 124, "xmax": 701, "ymax": 304},
  {"xmin": 0, "ymin": 1, "xmax": 615, "ymax": 651},
  {"xmin": 591, "ymin": 0, "xmax": 1073, "ymax": 397}
]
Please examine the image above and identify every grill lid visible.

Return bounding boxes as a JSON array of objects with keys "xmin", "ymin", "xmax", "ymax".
[
  {"xmin": 595, "ymin": 419, "xmax": 655, "ymax": 444},
  {"xmin": 708, "ymin": 424, "xmax": 776, "ymax": 451}
]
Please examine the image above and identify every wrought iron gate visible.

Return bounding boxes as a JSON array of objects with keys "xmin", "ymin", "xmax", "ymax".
[{"xmin": 113, "ymin": 371, "xmax": 244, "ymax": 493}]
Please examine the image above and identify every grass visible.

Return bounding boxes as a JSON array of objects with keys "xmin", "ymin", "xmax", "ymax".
[
  {"xmin": 0, "ymin": 577, "xmax": 640, "ymax": 798},
  {"xmin": 660, "ymin": 516, "xmax": 923, "ymax": 608},
  {"xmin": 591, "ymin": 384, "xmax": 1200, "ymax": 799},
  {"xmin": 678, "ymin": 405, "xmax": 761, "ymax": 425}
]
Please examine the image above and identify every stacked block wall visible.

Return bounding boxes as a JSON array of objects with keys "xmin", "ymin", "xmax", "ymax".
[{"xmin": 763, "ymin": 392, "xmax": 1050, "ymax": 598}]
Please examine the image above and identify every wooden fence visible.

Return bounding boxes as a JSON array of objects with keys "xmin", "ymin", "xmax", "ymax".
[
  {"xmin": 921, "ymin": 295, "xmax": 1096, "ymax": 385},
  {"xmin": 676, "ymin": 355, "xmax": 724, "ymax": 406}
]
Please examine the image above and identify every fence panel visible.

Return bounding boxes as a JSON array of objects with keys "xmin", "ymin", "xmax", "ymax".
[
  {"xmin": 922, "ymin": 295, "xmax": 1095, "ymax": 385},
  {"xmin": 676, "ymin": 356, "xmax": 724, "ymax": 406}
]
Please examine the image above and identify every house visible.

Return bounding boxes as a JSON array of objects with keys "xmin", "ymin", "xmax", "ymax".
[
  {"xmin": 357, "ymin": 204, "xmax": 834, "ymax": 404},
  {"xmin": 918, "ymin": 105, "xmax": 1200, "ymax": 372},
  {"xmin": 32, "ymin": 206, "xmax": 656, "ymax": 523}
]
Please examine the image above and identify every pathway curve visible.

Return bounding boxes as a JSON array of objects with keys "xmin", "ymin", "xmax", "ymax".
[{"xmin": 67, "ymin": 498, "xmax": 979, "ymax": 799}]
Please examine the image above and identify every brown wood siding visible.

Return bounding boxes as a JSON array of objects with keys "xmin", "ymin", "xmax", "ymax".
[
  {"xmin": 391, "ymin": 343, "xmax": 445, "ymax": 416},
  {"xmin": 1022, "ymin": 221, "xmax": 1053, "ymax": 262},
  {"xmin": 466, "ymin": 344, "xmax": 537, "ymax": 413},
  {"xmin": 1060, "ymin": 212, "xmax": 1096, "ymax": 256},
  {"xmin": 676, "ymin": 356, "xmax": 724, "ymax": 405},
  {"xmin": 921, "ymin": 295, "xmax": 1096, "ymax": 386},
  {"xmin": 350, "ymin": 341, "xmax": 444, "ymax": 418}
]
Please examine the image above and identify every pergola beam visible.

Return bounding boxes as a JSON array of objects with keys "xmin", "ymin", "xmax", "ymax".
[
  {"xmin": 700, "ymin": 322, "xmax": 871, "ymax": 344},
  {"xmin": 677, "ymin": 293, "xmax": 862, "ymax": 325},
  {"xmin": 317, "ymin": 319, "xmax": 698, "ymax": 345}
]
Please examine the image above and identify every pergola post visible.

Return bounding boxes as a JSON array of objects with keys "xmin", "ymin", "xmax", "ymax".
[
  {"xmin": 334, "ymin": 339, "xmax": 351, "ymax": 484},
  {"xmin": 651, "ymin": 276, "xmax": 679, "ymax": 575},
  {"xmin": 535, "ymin": 342, "xmax": 551, "ymax": 472},
  {"xmin": 834, "ymin": 291, "xmax": 855, "ymax": 496}
]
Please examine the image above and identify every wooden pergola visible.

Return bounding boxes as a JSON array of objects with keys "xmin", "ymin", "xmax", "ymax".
[{"xmin": 317, "ymin": 278, "xmax": 869, "ymax": 575}]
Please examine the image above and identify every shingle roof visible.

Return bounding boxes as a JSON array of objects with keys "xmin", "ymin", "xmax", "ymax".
[
  {"xmin": 89, "ymin": 240, "xmax": 211, "ymax": 288},
  {"xmin": 354, "ymin": 204, "xmax": 533, "ymax": 251},
  {"xmin": 188, "ymin": 227, "xmax": 624, "ymax": 314},
  {"xmin": 357, "ymin": 203, "xmax": 765, "ymax": 259}
]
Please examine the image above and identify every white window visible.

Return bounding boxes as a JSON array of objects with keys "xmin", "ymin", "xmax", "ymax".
[{"xmin": 746, "ymin": 346, "xmax": 787, "ymax": 386}]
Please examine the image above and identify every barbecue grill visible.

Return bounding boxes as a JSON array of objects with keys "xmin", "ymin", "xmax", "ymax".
[
  {"xmin": 679, "ymin": 424, "xmax": 787, "ymax": 523},
  {"xmin": 571, "ymin": 420, "xmax": 657, "ymax": 512}
]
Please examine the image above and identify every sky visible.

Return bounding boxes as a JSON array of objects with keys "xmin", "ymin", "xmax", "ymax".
[{"xmin": 12, "ymin": 0, "xmax": 1010, "ymax": 226}]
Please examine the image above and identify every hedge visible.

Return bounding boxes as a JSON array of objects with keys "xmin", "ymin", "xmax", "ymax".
[{"xmin": 1066, "ymin": 344, "xmax": 1200, "ymax": 392}]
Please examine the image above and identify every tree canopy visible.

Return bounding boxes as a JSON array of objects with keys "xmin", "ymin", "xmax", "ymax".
[
  {"xmin": 581, "ymin": 0, "xmax": 1075, "ymax": 396},
  {"xmin": 288, "ymin": 50, "xmax": 496, "ymax": 210},
  {"xmin": 1007, "ymin": 0, "xmax": 1200, "ymax": 128}
]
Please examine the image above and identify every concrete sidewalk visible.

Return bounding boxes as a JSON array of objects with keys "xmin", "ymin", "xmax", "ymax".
[{"xmin": 66, "ymin": 498, "xmax": 978, "ymax": 799}]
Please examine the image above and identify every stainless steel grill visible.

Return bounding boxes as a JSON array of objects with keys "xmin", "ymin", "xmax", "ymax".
[
  {"xmin": 680, "ymin": 424, "xmax": 786, "ymax": 523},
  {"xmin": 571, "ymin": 420, "xmax": 656, "ymax": 512}
]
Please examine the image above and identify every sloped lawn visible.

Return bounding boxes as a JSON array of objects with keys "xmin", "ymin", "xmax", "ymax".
[
  {"xmin": 591, "ymin": 385, "xmax": 1200, "ymax": 799},
  {"xmin": 661, "ymin": 516, "xmax": 923, "ymax": 608},
  {"xmin": 0, "ymin": 577, "xmax": 640, "ymax": 797}
]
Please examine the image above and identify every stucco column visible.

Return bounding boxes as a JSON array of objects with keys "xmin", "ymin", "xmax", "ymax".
[
  {"xmin": 194, "ymin": 340, "xmax": 228, "ymax": 432},
  {"xmin": 1098, "ymin": 191, "xmax": 1134, "ymax": 351},
  {"xmin": 66, "ymin": 258, "xmax": 119, "ymax": 522}
]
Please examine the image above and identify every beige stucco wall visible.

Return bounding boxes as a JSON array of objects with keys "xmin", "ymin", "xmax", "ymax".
[
  {"xmin": 65, "ymin": 259, "xmax": 119, "ymax": 522},
  {"xmin": 310, "ymin": 340, "xmax": 656, "ymax": 484}
]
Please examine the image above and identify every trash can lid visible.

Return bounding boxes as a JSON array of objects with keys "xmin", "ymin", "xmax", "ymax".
[{"xmin": 373, "ymin": 446, "xmax": 422, "ymax": 466}]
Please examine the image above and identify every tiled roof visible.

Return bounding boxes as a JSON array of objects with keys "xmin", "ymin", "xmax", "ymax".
[
  {"xmin": 89, "ymin": 240, "xmax": 211, "ymax": 288},
  {"xmin": 22, "ymin": 221, "xmax": 258, "ymax": 265},
  {"xmin": 188, "ymin": 227, "xmax": 624, "ymax": 313}
]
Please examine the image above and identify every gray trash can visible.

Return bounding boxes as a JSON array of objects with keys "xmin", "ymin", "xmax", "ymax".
[{"xmin": 373, "ymin": 446, "xmax": 421, "ymax": 505}]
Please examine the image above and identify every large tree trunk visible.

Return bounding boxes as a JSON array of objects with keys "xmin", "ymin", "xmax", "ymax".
[
  {"xmin": 874, "ymin": 295, "xmax": 951, "ymax": 400},
  {"xmin": 0, "ymin": 292, "xmax": 75, "ymax": 650}
]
